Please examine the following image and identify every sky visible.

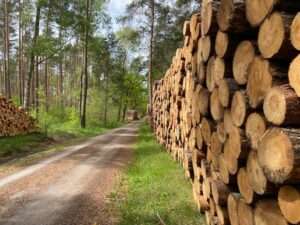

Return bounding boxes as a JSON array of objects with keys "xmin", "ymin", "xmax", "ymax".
[{"xmin": 107, "ymin": 0, "xmax": 132, "ymax": 31}]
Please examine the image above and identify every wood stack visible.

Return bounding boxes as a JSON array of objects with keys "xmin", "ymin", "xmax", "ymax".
[
  {"xmin": 0, "ymin": 96, "xmax": 36, "ymax": 137},
  {"xmin": 152, "ymin": 1, "xmax": 300, "ymax": 224}
]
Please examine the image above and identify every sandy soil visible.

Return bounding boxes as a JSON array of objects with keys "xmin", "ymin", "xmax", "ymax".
[{"xmin": 0, "ymin": 122, "xmax": 139, "ymax": 225}]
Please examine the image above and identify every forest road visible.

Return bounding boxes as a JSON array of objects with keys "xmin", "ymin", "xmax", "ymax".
[{"xmin": 0, "ymin": 121, "xmax": 140, "ymax": 225}]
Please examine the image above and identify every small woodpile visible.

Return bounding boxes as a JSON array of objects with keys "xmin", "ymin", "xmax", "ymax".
[
  {"xmin": 0, "ymin": 96, "xmax": 36, "ymax": 137},
  {"xmin": 152, "ymin": 1, "xmax": 300, "ymax": 225}
]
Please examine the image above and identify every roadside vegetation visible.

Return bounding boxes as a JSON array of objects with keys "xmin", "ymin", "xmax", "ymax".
[{"xmin": 109, "ymin": 123, "xmax": 204, "ymax": 225}]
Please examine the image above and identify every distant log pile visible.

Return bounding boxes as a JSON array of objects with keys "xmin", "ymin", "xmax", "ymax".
[
  {"xmin": 152, "ymin": 0, "xmax": 300, "ymax": 224},
  {"xmin": 0, "ymin": 96, "xmax": 36, "ymax": 137}
]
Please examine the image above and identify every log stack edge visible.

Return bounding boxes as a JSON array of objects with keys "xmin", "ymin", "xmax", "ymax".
[
  {"xmin": 152, "ymin": 1, "xmax": 300, "ymax": 225},
  {"xmin": 0, "ymin": 96, "xmax": 36, "ymax": 137}
]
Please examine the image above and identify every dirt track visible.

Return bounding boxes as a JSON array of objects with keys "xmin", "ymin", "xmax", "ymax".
[{"xmin": 0, "ymin": 122, "xmax": 139, "ymax": 225}]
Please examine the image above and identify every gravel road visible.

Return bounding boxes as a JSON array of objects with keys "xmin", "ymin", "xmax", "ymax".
[{"xmin": 0, "ymin": 122, "xmax": 139, "ymax": 225}]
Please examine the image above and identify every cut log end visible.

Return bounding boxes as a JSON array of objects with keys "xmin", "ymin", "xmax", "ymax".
[
  {"xmin": 247, "ymin": 150, "xmax": 268, "ymax": 195},
  {"xmin": 278, "ymin": 186, "xmax": 300, "ymax": 224},
  {"xmin": 291, "ymin": 13, "xmax": 300, "ymax": 51},
  {"xmin": 215, "ymin": 30, "xmax": 229, "ymax": 57},
  {"xmin": 238, "ymin": 199, "xmax": 254, "ymax": 225},
  {"xmin": 263, "ymin": 87, "xmax": 286, "ymax": 125},
  {"xmin": 228, "ymin": 193, "xmax": 240, "ymax": 225},
  {"xmin": 237, "ymin": 167, "xmax": 254, "ymax": 204},
  {"xmin": 258, "ymin": 128, "xmax": 293, "ymax": 184},
  {"xmin": 246, "ymin": 113, "xmax": 266, "ymax": 150},
  {"xmin": 231, "ymin": 91, "xmax": 247, "ymax": 127},
  {"xmin": 233, "ymin": 41, "xmax": 255, "ymax": 85},
  {"xmin": 246, "ymin": 0, "xmax": 275, "ymax": 27},
  {"xmin": 218, "ymin": 79, "xmax": 230, "ymax": 108},
  {"xmin": 214, "ymin": 57, "xmax": 225, "ymax": 86},
  {"xmin": 217, "ymin": 0, "xmax": 233, "ymax": 31},
  {"xmin": 258, "ymin": 12, "xmax": 285, "ymax": 59},
  {"xmin": 254, "ymin": 200, "xmax": 288, "ymax": 225},
  {"xmin": 246, "ymin": 56, "xmax": 272, "ymax": 109},
  {"xmin": 206, "ymin": 56, "xmax": 216, "ymax": 92},
  {"xmin": 210, "ymin": 88, "xmax": 224, "ymax": 122},
  {"xmin": 289, "ymin": 54, "xmax": 300, "ymax": 97}
]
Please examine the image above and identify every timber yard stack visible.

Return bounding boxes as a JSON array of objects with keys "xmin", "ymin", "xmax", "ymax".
[
  {"xmin": 152, "ymin": 0, "xmax": 300, "ymax": 225},
  {"xmin": 0, "ymin": 96, "xmax": 36, "ymax": 137}
]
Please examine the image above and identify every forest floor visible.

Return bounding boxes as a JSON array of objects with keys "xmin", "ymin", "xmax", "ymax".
[
  {"xmin": 108, "ymin": 123, "xmax": 204, "ymax": 225},
  {"xmin": 0, "ymin": 122, "xmax": 139, "ymax": 225}
]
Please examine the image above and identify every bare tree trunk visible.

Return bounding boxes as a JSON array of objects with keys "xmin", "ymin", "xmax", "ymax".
[
  {"xmin": 104, "ymin": 70, "xmax": 109, "ymax": 126},
  {"xmin": 24, "ymin": 1, "xmax": 41, "ymax": 109},
  {"xmin": 18, "ymin": 0, "xmax": 24, "ymax": 104},
  {"xmin": 58, "ymin": 24, "xmax": 63, "ymax": 110},
  {"xmin": 80, "ymin": 0, "xmax": 90, "ymax": 128},
  {"xmin": 4, "ymin": 0, "xmax": 11, "ymax": 99},
  {"xmin": 35, "ymin": 56, "xmax": 39, "ymax": 120},
  {"xmin": 148, "ymin": 0, "xmax": 155, "ymax": 119},
  {"xmin": 44, "ymin": 3, "xmax": 51, "ymax": 112}
]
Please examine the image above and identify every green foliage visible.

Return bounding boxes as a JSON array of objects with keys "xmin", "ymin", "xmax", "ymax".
[{"xmin": 111, "ymin": 123, "xmax": 204, "ymax": 225}]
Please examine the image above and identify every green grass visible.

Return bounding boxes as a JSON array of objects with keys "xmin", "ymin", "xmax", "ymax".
[
  {"xmin": 110, "ymin": 123, "xmax": 204, "ymax": 225},
  {"xmin": 0, "ymin": 132, "xmax": 49, "ymax": 158}
]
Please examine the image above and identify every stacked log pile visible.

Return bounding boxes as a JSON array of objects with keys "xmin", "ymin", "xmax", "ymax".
[
  {"xmin": 152, "ymin": 0, "xmax": 300, "ymax": 224},
  {"xmin": 0, "ymin": 96, "xmax": 36, "ymax": 137}
]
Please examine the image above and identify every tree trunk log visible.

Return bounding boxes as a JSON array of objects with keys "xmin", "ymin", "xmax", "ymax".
[
  {"xmin": 217, "ymin": 0, "xmax": 250, "ymax": 33},
  {"xmin": 258, "ymin": 127, "xmax": 300, "ymax": 184},
  {"xmin": 233, "ymin": 40, "xmax": 256, "ymax": 85},
  {"xmin": 245, "ymin": 113, "xmax": 266, "ymax": 150},
  {"xmin": 258, "ymin": 12, "xmax": 297, "ymax": 60},
  {"xmin": 263, "ymin": 84, "xmax": 300, "ymax": 126},
  {"xmin": 254, "ymin": 200, "xmax": 288, "ymax": 225},
  {"xmin": 278, "ymin": 185, "xmax": 300, "ymax": 224}
]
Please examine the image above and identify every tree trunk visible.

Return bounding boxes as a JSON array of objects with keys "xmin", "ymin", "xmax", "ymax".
[
  {"xmin": 4, "ymin": 0, "xmax": 11, "ymax": 99},
  {"xmin": 24, "ymin": 1, "xmax": 41, "ymax": 109},
  {"xmin": 148, "ymin": 0, "xmax": 154, "ymax": 121},
  {"xmin": 80, "ymin": 0, "xmax": 90, "ymax": 128},
  {"xmin": 18, "ymin": 0, "xmax": 24, "ymax": 105}
]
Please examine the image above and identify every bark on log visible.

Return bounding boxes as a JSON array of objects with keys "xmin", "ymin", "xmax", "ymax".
[
  {"xmin": 211, "ymin": 179, "xmax": 231, "ymax": 206},
  {"xmin": 263, "ymin": 84, "xmax": 300, "ymax": 126},
  {"xmin": 217, "ymin": 0, "xmax": 250, "ymax": 33}
]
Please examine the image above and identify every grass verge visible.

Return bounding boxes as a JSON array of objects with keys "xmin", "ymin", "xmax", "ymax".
[{"xmin": 109, "ymin": 123, "xmax": 204, "ymax": 225}]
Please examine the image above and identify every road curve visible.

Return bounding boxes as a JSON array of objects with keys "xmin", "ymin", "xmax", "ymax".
[{"xmin": 0, "ymin": 122, "xmax": 139, "ymax": 225}]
